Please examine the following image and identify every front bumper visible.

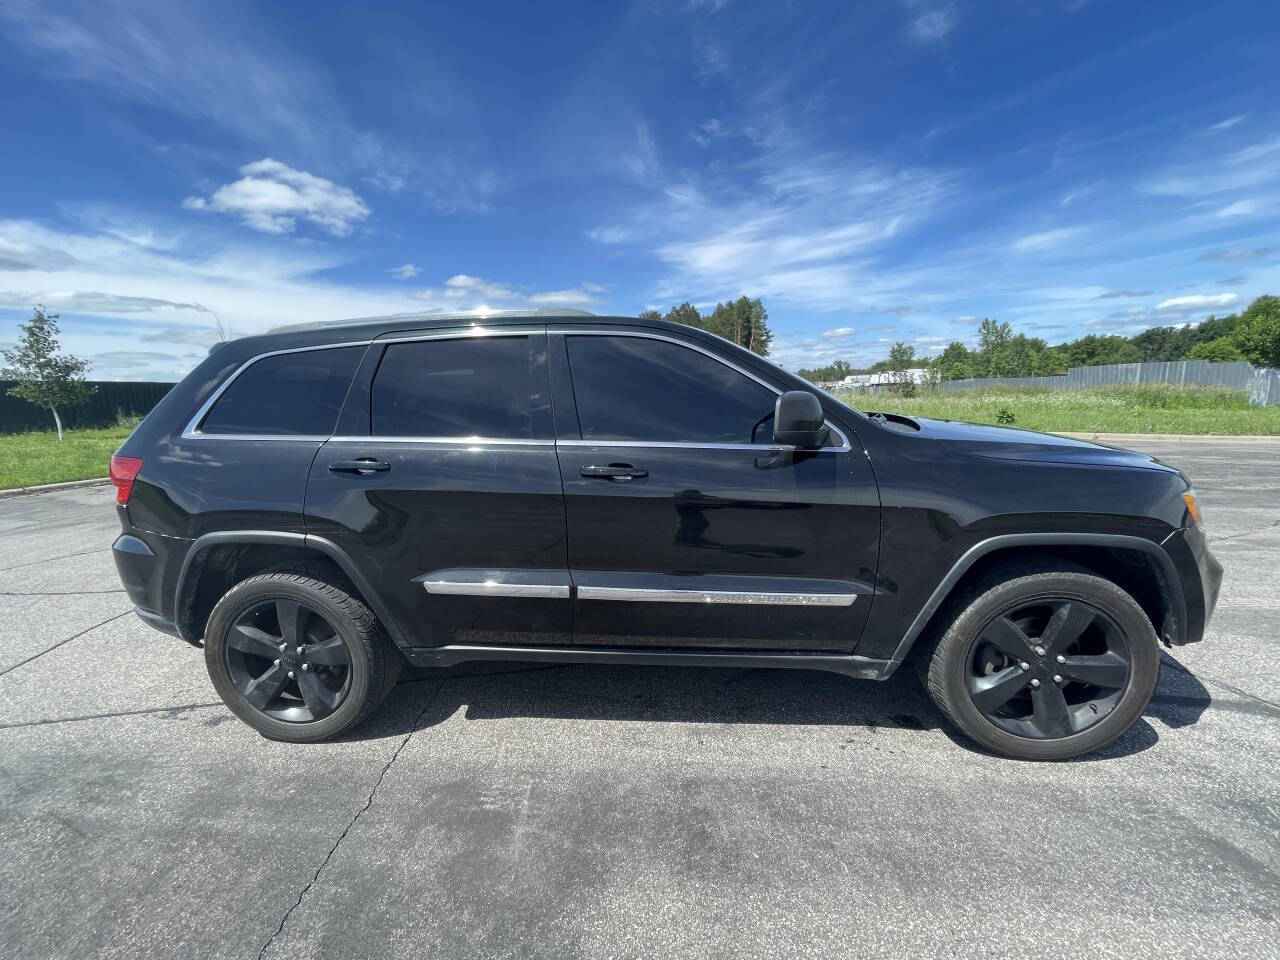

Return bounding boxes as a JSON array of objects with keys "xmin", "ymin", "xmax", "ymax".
[{"xmin": 1163, "ymin": 524, "xmax": 1223, "ymax": 644}]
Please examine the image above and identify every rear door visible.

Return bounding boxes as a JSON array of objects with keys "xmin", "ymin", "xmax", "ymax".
[
  {"xmin": 551, "ymin": 329, "xmax": 880, "ymax": 652},
  {"xmin": 304, "ymin": 327, "xmax": 571, "ymax": 650}
]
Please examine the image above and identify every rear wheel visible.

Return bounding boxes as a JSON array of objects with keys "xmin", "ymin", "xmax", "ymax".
[
  {"xmin": 204, "ymin": 570, "xmax": 400, "ymax": 742},
  {"xmin": 922, "ymin": 565, "xmax": 1160, "ymax": 760}
]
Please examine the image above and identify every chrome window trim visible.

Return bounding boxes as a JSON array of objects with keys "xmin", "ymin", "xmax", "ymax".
[
  {"xmin": 179, "ymin": 324, "xmax": 853, "ymax": 452},
  {"xmin": 182, "ymin": 341, "xmax": 373, "ymax": 440},
  {"xmin": 551, "ymin": 328, "xmax": 851, "ymax": 452},
  {"xmin": 557, "ymin": 439, "xmax": 796, "ymax": 452},
  {"xmin": 329, "ymin": 435, "xmax": 554, "ymax": 446},
  {"xmin": 575, "ymin": 585, "xmax": 858, "ymax": 606},
  {"xmin": 181, "ymin": 328, "xmax": 541, "ymax": 441}
]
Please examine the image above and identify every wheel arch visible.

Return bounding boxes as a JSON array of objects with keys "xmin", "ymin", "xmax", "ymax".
[
  {"xmin": 174, "ymin": 531, "xmax": 410, "ymax": 647},
  {"xmin": 889, "ymin": 533, "xmax": 1186, "ymax": 667}
]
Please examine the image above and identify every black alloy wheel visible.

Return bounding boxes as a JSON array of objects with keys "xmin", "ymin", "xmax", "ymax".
[
  {"xmin": 223, "ymin": 597, "xmax": 353, "ymax": 723},
  {"xmin": 965, "ymin": 598, "xmax": 1130, "ymax": 740}
]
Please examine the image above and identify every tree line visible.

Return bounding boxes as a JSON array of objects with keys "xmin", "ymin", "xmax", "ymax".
[
  {"xmin": 795, "ymin": 295, "xmax": 1280, "ymax": 384},
  {"xmin": 639, "ymin": 297, "xmax": 773, "ymax": 355}
]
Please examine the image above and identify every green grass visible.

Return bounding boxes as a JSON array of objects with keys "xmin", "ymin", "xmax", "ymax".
[
  {"xmin": 0, "ymin": 426, "xmax": 133, "ymax": 489},
  {"xmin": 833, "ymin": 384, "xmax": 1280, "ymax": 436}
]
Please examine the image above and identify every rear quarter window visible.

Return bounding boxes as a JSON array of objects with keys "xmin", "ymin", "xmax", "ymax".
[{"xmin": 198, "ymin": 346, "xmax": 363, "ymax": 436}]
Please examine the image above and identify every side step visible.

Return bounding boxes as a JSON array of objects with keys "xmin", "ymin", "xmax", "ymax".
[{"xmin": 400, "ymin": 643, "xmax": 897, "ymax": 680}]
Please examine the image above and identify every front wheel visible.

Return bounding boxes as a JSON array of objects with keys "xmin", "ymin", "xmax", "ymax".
[
  {"xmin": 922, "ymin": 565, "xmax": 1161, "ymax": 760},
  {"xmin": 204, "ymin": 569, "xmax": 400, "ymax": 742}
]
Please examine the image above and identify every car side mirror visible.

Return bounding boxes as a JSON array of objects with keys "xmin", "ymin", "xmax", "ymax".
[{"xmin": 772, "ymin": 391, "xmax": 829, "ymax": 448}]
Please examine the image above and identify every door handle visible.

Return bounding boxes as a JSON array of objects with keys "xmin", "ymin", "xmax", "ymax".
[
  {"xmin": 328, "ymin": 458, "xmax": 391, "ymax": 475},
  {"xmin": 580, "ymin": 464, "xmax": 648, "ymax": 482}
]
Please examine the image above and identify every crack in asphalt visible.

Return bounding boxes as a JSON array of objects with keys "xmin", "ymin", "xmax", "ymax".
[
  {"xmin": 256, "ymin": 680, "xmax": 449, "ymax": 960},
  {"xmin": 0, "ymin": 547, "xmax": 111, "ymax": 572},
  {"xmin": 0, "ymin": 608, "xmax": 133, "ymax": 679},
  {"xmin": 1208, "ymin": 519, "xmax": 1280, "ymax": 543},
  {"xmin": 0, "ymin": 701, "xmax": 223, "ymax": 730},
  {"xmin": 0, "ymin": 589, "xmax": 127, "ymax": 596},
  {"xmin": 1161, "ymin": 653, "xmax": 1280, "ymax": 715}
]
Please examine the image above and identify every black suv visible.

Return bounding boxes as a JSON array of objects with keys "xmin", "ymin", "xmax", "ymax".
[{"xmin": 111, "ymin": 311, "xmax": 1221, "ymax": 759}]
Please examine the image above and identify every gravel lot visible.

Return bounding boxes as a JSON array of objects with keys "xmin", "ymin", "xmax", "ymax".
[{"xmin": 1, "ymin": 437, "xmax": 1277, "ymax": 960}]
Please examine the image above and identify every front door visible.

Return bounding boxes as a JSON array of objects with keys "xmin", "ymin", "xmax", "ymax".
[
  {"xmin": 551, "ymin": 330, "xmax": 880, "ymax": 652},
  {"xmin": 304, "ymin": 328, "xmax": 572, "ymax": 649}
]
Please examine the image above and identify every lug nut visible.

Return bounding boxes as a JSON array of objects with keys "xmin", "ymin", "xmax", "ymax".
[
  {"xmin": 1053, "ymin": 675, "xmax": 1063, "ymax": 684},
  {"xmin": 296, "ymin": 646, "xmax": 304, "ymax": 654},
  {"xmin": 287, "ymin": 670, "xmax": 295, "ymax": 679},
  {"xmin": 1030, "ymin": 678, "xmax": 1041, "ymax": 688},
  {"xmin": 278, "ymin": 642, "xmax": 287, "ymax": 652},
  {"xmin": 1034, "ymin": 645, "xmax": 1046, "ymax": 656},
  {"xmin": 273, "ymin": 659, "xmax": 281, "ymax": 666},
  {"xmin": 1019, "ymin": 661, "xmax": 1030, "ymax": 671},
  {"xmin": 1056, "ymin": 654, "xmax": 1066, "ymax": 664},
  {"xmin": 301, "ymin": 663, "xmax": 310, "ymax": 671}
]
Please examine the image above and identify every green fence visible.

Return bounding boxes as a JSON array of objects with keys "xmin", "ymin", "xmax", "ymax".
[{"xmin": 0, "ymin": 380, "xmax": 175, "ymax": 433}]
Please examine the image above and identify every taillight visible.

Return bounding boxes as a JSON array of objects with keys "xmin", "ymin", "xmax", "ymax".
[{"xmin": 110, "ymin": 455, "xmax": 143, "ymax": 505}]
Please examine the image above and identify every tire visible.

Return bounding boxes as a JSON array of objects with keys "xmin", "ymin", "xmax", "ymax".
[
  {"xmin": 921, "ymin": 563, "xmax": 1161, "ymax": 760},
  {"xmin": 204, "ymin": 568, "xmax": 401, "ymax": 742}
]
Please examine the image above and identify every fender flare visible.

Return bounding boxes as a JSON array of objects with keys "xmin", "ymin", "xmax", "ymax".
[
  {"xmin": 887, "ymin": 532, "xmax": 1186, "ymax": 664},
  {"xmin": 174, "ymin": 530, "xmax": 410, "ymax": 646}
]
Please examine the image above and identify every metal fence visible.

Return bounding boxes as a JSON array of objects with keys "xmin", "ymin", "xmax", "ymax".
[
  {"xmin": 934, "ymin": 360, "xmax": 1280, "ymax": 406},
  {"xmin": 0, "ymin": 380, "xmax": 175, "ymax": 433}
]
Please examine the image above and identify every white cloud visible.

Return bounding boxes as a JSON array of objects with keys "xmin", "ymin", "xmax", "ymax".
[
  {"xmin": 184, "ymin": 159, "xmax": 370, "ymax": 236},
  {"xmin": 527, "ymin": 283, "xmax": 606, "ymax": 307},
  {"xmin": 390, "ymin": 263, "xmax": 420, "ymax": 279},
  {"xmin": 1208, "ymin": 115, "xmax": 1246, "ymax": 132},
  {"xmin": 0, "ymin": 290, "xmax": 211, "ymax": 314},
  {"xmin": 1012, "ymin": 227, "xmax": 1086, "ymax": 253},
  {"xmin": 1060, "ymin": 184, "xmax": 1098, "ymax": 207},
  {"xmin": 0, "ymin": 218, "xmax": 609, "ymax": 379},
  {"xmin": 905, "ymin": 2, "xmax": 957, "ymax": 44},
  {"xmin": 1155, "ymin": 293, "xmax": 1238, "ymax": 311},
  {"xmin": 1216, "ymin": 199, "xmax": 1260, "ymax": 217},
  {"xmin": 591, "ymin": 145, "xmax": 959, "ymax": 310},
  {"xmin": 821, "ymin": 326, "xmax": 856, "ymax": 339},
  {"xmin": 437, "ymin": 274, "xmax": 520, "ymax": 301}
]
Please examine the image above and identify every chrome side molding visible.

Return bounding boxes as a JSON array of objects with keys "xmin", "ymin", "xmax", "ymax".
[{"xmin": 574, "ymin": 585, "xmax": 857, "ymax": 606}]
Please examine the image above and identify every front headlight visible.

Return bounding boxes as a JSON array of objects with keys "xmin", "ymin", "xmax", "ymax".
[{"xmin": 1182, "ymin": 489, "xmax": 1203, "ymax": 527}]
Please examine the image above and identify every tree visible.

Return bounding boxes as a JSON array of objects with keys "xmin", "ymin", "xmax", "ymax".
[
  {"xmin": 886, "ymin": 341, "xmax": 917, "ymax": 397},
  {"xmin": 932, "ymin": 341, "xmax": 975, "ymax": 381},
  {"xmin": 1, "ymin": 307, "xmax": 96, "ymax": 441},
  {"xmin": 662, "ymin": 302, "xmax": 702, "ymax": 329},
  {"xmin": 1055, "ymin": 334, "xmax": 1142, "ymax": 369},
  {"xmin": 1187, "ymin": 337, "xmax": 1245, "ymax": 362},
  {"xmin": 976, "ymin": 318, "xmax": 1012, "ymax": 354},
  {"xmin": 705, "ymin": 296, "xmax": 773, "ymax": 355},
  {"xmin": 1230, "ymin": 295, "xmax": 1280, "ymax": 368},
  {"xmin": 637, "ymin": 308, "xmax": 662, "ymax": 320}
]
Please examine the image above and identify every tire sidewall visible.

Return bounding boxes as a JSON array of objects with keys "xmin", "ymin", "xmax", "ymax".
[
  {"xmin": 936, "ymin": 573, "xmax": 1161, "ymax": 760},
  {"xmin": 204, "ymin": 577, "xmax": 374, "ymax": 742}
]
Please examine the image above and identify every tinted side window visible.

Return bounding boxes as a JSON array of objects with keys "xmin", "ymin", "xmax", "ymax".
[
  {"xmin": 566, "ymin": 336, "xmax": 776, "ymax": 443},
  {"xmin": 200, "ymin": 346, "xmax": 362, "ymax": 436},
  {"xmin": 372, "ymin": 336, "xmax": 533, "ymax": 438}
]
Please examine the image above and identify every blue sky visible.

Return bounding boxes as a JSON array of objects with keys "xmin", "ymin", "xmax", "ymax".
[{"xmin": 0, "ymin": 0, "xmax": 1277, "ymax": 380}]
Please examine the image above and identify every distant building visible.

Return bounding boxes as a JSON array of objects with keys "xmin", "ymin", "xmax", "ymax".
[{"xmin": 839, "ymin": 369, "xmax": 929, "ymax": 388}]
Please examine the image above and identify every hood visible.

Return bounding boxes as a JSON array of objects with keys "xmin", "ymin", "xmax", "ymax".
[{"xmin": 905, "ymin": 416, "xmax": 1182, "ymax": 475}]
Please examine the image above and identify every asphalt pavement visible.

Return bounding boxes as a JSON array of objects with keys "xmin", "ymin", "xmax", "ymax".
[{"xmin": 1, "ymin": 437, "xmax": 1277, "ymax": 959}]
